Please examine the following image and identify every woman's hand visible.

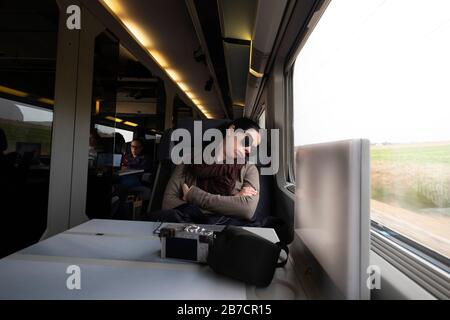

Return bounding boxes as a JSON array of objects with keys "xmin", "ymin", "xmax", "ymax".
[
  {"xmin": 182, "ymin": 183, "xmax": 192, "ymax": 201},
  {"xmin": 237, "ymin": 186, "xmax": 258, "ymax": 197}
]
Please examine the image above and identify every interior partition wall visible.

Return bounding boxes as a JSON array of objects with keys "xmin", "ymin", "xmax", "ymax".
[{"xmin": 43, "ymin": 0, "xmax": 105, "ymax": 238}]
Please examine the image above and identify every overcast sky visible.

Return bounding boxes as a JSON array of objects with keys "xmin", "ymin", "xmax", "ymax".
[
  {"xmin": 293, "ymin": 0, "xmax": 450, "ymax": 146},
  {"xmin": 0, "ymin": 97, "xmax": 53, "ymax": 123}
]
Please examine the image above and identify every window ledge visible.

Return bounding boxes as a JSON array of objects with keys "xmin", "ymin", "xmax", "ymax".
[{"xmin": 371, "ymin": 229, "xmax": 450, "ymax": 299}]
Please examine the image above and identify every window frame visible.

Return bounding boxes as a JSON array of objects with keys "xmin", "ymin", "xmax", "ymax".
[
  {"xmin": 284, "ymin": 0, "xmax": 450, "ymax": 298},
  {"xmin": 257, "ymin": 108, "xmax": 266, "ymax": 129},
  {"xmin": 371, "ymin": 226, "xmax": 449, "ymax": 299},
  {"xmin": 286, "ymin": 65, "xmax": 295, "ymax": 184},
  {"xmin": 372, "ymin": 221, "xmax": 450, "ymax": 273}
]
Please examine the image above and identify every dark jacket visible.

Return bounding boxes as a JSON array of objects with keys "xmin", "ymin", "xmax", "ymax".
[{"xmin": 122, "ymin": 153, "xmax": 152, "ymax": 172}]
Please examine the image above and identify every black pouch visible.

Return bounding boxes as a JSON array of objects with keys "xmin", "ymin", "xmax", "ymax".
[{"xmin": 207, "ymin": 226, "xmax": 289, "ymax": 287}]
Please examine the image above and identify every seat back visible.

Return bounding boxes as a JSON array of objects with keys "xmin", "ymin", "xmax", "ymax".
[
  {"xmin": 142, "ymin": 139, "xmax": 157, "ymax": 162},
  {"xmin": 250, "ymin": 162, "xmax": 294, "ymax": 244},
  {"xmin": 252, "ymin": 165, "xmax": 275, "ymax": 225},
  {"xmin": 146, "ymin": 128, "xmax": 174, "ymax": 213}
]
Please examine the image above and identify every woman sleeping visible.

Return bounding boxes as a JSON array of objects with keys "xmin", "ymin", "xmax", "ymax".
[{"xmin": 152, "ymin": 118, "xmax": 261, "ymax": 225}]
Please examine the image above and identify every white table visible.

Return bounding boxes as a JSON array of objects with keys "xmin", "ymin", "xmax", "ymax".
[
  {"xmin": 0, "ymin": 219, "xmax": 295, "ymax": 300},
  {"xmin": 116, "ymin": 168, "xmax": 145, "ymax": 176}
]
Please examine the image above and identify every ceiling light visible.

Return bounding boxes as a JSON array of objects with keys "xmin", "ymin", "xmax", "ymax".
[
  {"xmin": 0, "ymin": 85, "xmax": 28, "ymax": 97},
  {"xmin": 102, "ymin": 0, "xmax": 125, "ymax": 16},
  {"xmin": 122, "ymin": 19, "xmax": 152, "ymax": 47},
  {"xmin": 149, "ymin": 49, "xmax": 169, "ymax": 68},
  {"xmin": 123, "ymin": 121, "xmax": 138, "ymax": 127},
  {"xmin": 165, "ymin": 69, "xmax": 181, "ymax": 82},
  {"xmin": 177, "ymin": 82, "xmax": 190, "ymax": 92},
  {"xmin": 38, "ymin": 98, "xmax": 55, "ymax": 105},
  {"xmin": 196, "ymin": 105, "xmax": 209, "ymax": 116},
  {"xmin": 105, "ymin": 116, "xmax": 123, "ymax": 123},
  {"xmin": 249, "ymin": 40, "xmax": 264, "ymax": 78},
  {"xmin": 186, "ymin": 91, "xmax": 196, "ymax": 100},
  {"xmin": 249, "ymin": 67, "xmax": 264, "ymax": 78}
]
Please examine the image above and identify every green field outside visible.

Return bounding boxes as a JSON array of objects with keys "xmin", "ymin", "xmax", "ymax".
[
  {"xmin": 371, "ymin": 142, "xmax": 450, "ymax": 215},
  {"xmin": 0, "ymin": 119, "xmax": 53, "ymax": 155}
]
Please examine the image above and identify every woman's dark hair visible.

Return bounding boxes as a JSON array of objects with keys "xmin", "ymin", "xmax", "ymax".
[
  {"xmin": 184, "ymin": 118, "xmax": 261, "ymax": 195},
  {"xmin": 230, "ymin": 117, "xmax": 260, "ymax": 130},
  {"xmin": 217, "ymin": 117, "xmax": 260, "ymax": 136}
]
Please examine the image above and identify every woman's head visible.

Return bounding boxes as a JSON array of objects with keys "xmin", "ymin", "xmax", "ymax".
[{"xmin": 220, "ymin": 117, "xmax": 261, "ymax": 160}]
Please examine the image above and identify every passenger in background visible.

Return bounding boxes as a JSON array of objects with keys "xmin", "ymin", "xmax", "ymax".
[
  {"xmin": 118, "ymin": 137, "xmax": 153, "ymax": 205},
  {"xmin": 155, "ymin": 118, "xmax": 261, "ymax": 224},
  {"xmin": 122, "ymin": 138, "xmax": 152, "ymax": 172}
]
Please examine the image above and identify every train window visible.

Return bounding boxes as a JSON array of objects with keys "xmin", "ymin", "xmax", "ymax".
[
  {"xmin": 258, "ymin": 110, "xmax": 266, "ymax": 129},
  {"xmin": 0, "ymin": 0, "xmax": 59, "ymax": 258},
  {"xmin": 291, "ymin": 0, "xmax": 450, "ymax": 261}
]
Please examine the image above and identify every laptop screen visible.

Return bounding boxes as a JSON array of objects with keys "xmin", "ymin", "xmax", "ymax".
[{"xmin": 97, "ymin": 153, "xmax": 122, "ymax": 168}]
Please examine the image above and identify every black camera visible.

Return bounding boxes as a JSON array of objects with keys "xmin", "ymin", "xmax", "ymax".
[{"xmin": 159, "ymin": 224, "xmax": 215, "ymax": 263}]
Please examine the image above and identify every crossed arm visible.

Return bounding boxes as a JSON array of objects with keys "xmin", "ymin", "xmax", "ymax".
[{"xmin": 161, "ymin": 164, "xmax": 260, "ymax": 220}]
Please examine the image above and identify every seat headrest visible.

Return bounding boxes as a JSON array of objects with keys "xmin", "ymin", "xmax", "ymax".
[
  {"xmin": 157, "ymin": 128, "xmax": 174, "ymax": 161},
  {"xmin": 0, "ymin": 128, "xmax": 8, "ymax": 152}
]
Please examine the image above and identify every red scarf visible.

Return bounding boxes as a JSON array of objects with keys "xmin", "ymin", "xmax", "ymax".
[{"xmin": 184, "ymin": 163, "xmax": 244, "ymax": 195}]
